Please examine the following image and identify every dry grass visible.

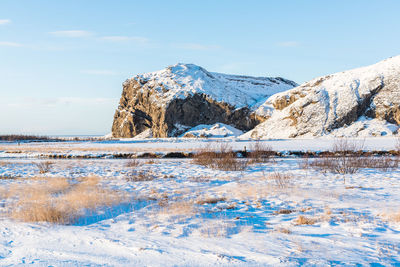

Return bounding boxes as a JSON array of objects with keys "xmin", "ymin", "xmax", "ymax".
[
  {"xmin": 300, "ymin": 138, "xmax": 398, "ymax": 174},
  {"xmin": 275, "ymin": 209, "xmax": 295, "ymax": 214},
  {"xmin": 192, "ymin": 143, "xmax": 247, "ymax": 171},
  {"xmin": 380, "ymin": 210, "xmax": 400, "ymax": 222},
  {"xmin": 268, "ymin": 172, "xmax": 293, "ymax": 188},
  {"xmin": 125, "ymin": 158, "xmax": 140, "ymax": 167},
  {"xmin": 274, "ymin": 227, "xmax": 292, "ymax": 234},
  {"xmin": 294, "ymin": 215, "xmax": 316, "ymax": 225},
  {"xmin": 3, "ymin": 176, "xmax": 127, "ymax": 224},
  {"xmin": 196, "ymin": 196, "xmax": 226, "ymax": 205},
  {"xmin": 159, "ymin": 201, "xmax": 197, "ymax": 217},
  {"xmin": 34, "ymin": 161, "xmax": 54, "ymax": 174},
  {"xmin": 248, "ymin": 140, "xmax": 274, "ymax": 164},
  {"xmin": 199, "ymin": 220, "xmax": 235, "ymax": 238},
  {"xmin": 125, "ymin": 171, "xmax": 155, "ymax": 182},
  {"xmin": 306, "ymin": 155, "xmax": 398, "ymax": 174}
]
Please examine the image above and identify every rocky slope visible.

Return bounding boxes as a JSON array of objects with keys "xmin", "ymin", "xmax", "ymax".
[
  {"xmin": 112, "ymin": 63, "xmax": 297, "ymax": 138},
  {"xmin": 243, "ymin": 56, "xmax": 400, "ymax": 139}
]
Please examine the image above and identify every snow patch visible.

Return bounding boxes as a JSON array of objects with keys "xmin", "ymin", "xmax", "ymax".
[{"xmin": 181, "ymin": 123, "xmax": 243, "ymax": 138}]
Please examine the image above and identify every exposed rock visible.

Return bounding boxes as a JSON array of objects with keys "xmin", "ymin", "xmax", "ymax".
[
  {"xmin": 112, "ymin": 63, "xmax": 297, "ymax": 138},
  {"xmin": 243, "ymin": 56, "xmax": 400, "ymax": 139}
]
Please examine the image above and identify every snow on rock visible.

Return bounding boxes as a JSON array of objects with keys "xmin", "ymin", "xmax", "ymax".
[
  {"xmin": 132, "ymin": 63, "xmax": 297, "ymax": 109},
  {"xmin": 244, "ymin": 56, "xmax": 400, "ymax": 139},
  {"xmin": 180, "ymin": 123, "xmax": 243, "ymax": 138},
  {"xmin": 330, "ymin": 117, "xmax": 399, "ymax": 137},
  {"xmin": 112, "ymin": 63, "xmax": 297, "ymax": 138}
]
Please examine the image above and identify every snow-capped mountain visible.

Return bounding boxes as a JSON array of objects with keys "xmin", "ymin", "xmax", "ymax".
[
  {"xmin": 243, "ymin": 56, "xmax": 400, "ymax": 139},
  {"xmin": 112, "ymin": 63, "xmax": 297, "ymax": 138}
]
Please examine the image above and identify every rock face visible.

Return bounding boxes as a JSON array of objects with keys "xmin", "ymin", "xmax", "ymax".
[
  {"xmin": 243, "ymin": 56, "xmax": 400, "ymax": 139},
  {"xmin": 112, "ymin": 63, "xmax": 297, "ymax": 138}
]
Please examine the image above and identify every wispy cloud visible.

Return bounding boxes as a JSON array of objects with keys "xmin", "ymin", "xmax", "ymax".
[
  {"xmin": 49, "ymin": 30, "xmax": 93, "ymax": 38},
  {"xmin": 0, "ymin": 19, "xmax": 11, "ymax": 25},
  {"xmin": 80, "ymin": 70, "xmax": 118, "ymax": 75},
  {"xmin": 0, "ymin": 41, "xmax": 23, "ymax": 47},
  {"xmin": 277, "ymin": 41, "xmax": 300, "ymax": 47},
  {"xmin": 100, "ymin": 36, "xmax": 148, "ymax": 43},
  {"xmin": 172, "ymin": 43, "xmax": 221, "ymax": 51}
]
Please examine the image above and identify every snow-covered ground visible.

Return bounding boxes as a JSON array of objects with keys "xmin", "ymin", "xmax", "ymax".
[
  {"xmin": 0, "ymin": 137, "xmax": 398, "ymax": 159},
  {"xmin": 1, "ymin": 139, "xmax": 400, "ymax": 266}
]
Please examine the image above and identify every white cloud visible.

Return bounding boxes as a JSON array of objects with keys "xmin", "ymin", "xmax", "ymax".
[
  {"xmin": 100, "ymin": 36, "xmax": 148, "ymax": 43},
  {"xmin": 80, "ymin": 70, "xmax": 118, "ymax": 75},
  {"xmin": 172, "ymin": 43, "xmax": 221, "ymax": 51},
  {"xmin": 277, "ymin": 41, "xmax": 300, "ymax": 47},
  {"xmin": 0, "ymin": 19, "xmax": 11, "ymax": 25},
  {"xmin": 49, "ymin": 30, "xmax": 93, "ymax": 38},
  {"xmin": 0, "ymin": 41, "xmax": 23, "ymax": 47}
]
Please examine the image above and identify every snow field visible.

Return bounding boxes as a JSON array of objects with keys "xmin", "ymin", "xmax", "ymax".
[{"xmin": 1, "ymin": 152, "xmax": 400, "ymax": 265}]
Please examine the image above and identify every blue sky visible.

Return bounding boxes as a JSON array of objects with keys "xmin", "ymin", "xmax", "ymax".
[{"xmin": 1, "ymin": 0, "xmax": 400, "ymax": 135}]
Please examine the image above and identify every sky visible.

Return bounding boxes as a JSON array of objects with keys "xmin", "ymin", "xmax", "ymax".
[{"xmin": 1, "ymin": 0, "xmax": 400, "ymax": 135}]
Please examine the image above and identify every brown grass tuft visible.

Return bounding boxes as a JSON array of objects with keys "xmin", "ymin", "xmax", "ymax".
[
  {"xmin": 248, "ymin": 140, "xmax": 274, "ymax": 164},
  {"xmin": 192, "ymin": 143, "xmax": 247, "ymax": 171},
  {"xmin": 34, "ymin": 161, "xmax": 54, "ymax": 174},
  {"xmin": 275, "ymin": 227, "xmax": 292, "ymax": 234},
  {"xmin": 4, "ymin": 176, "xmax": 127, "ymax": 224},
  {"xmin": 125, "ymin": 158, "xmax": 140, "ymax": 167},
  {"xmin": 294, "ymin": 215, "xmax": 316, "ymax": 225},
  {"xmin": 275, "ymin": 209, "xmax": 295, "ymax": 214},
  {"xmin": 268, "ymin": 172, "xmax": 293, "ymax": 188},
  {"xmin": 196, "ymin": 196, "xmax": 226, "ymax": 205}
]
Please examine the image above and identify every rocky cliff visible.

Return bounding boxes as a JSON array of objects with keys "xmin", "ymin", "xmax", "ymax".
[
  {"xmin": 112, "ymin": 63, "xmax": 297, "ymax": 138},
  {"xmin": 243, "ymin": 56, "xmax": 400, "ymax": 139}
]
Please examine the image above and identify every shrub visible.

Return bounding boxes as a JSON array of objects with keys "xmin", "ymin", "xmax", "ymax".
[
  {"xmin": 34, "ymin": 161, "xmax": 54, "ymax": 174},
  {"xmin": 193, "ymin": 143, "xmax": 247, "ymax": 171},
  {"xmin": 268, "ymin": 172, "xmax": 293, "ymax": 188},
  {"xmin": 304, "ymin": 139, "xmax": 398, "ymax": 174},
  {"xmin": 125, "ymin": 158, "xmax": 140, "ymax": 167},
  {"xmin": 125, "ymin": 171, "xmax": 155, "ymax": 182},
  {"xmin": 294, "ymin": 215, "xmax": 316, "ymax": 225},
  {"xmin": 248, "ymin": 140, "xmax": 274, "ymax": 163}
]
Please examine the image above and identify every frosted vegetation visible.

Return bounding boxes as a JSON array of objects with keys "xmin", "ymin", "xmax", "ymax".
[{"xmin": 1, "ymin": 138, "xmax": 400, "ymax": 266}]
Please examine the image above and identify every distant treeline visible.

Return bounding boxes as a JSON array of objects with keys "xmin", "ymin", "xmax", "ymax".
[
  {"xmin": 0, "ymin": 135, "xmax": 106, "ymax": 142},
  {"xmin": 0, "ymin": 135, "xmax": 58, "ymax": 141}
]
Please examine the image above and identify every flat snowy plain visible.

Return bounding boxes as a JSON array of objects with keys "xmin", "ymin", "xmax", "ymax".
[{"xmin": 1, "ymin": 138, "xmax": 400, "ymax": 266}]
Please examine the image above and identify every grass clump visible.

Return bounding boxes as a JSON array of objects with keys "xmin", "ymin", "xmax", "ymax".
[
  {"xmin": 294, "ymin": 215, "xmax": 316, "ymax": 225},
  {"xmin": 268, "ymin": 172, "xmax": 293, "ymax": 188},
  {"xmin": 125, "ymin": 158, "xmax": 140, "ymax": 167},
  {"xmin": 193, "ymin": 143, "xmax": 247, "ymax": 171},
  {"xmin": 34, "ymin": 161, "xmax": 54, "ymax": 174},
  {"xmin": 3, "ymin": 176, "xmax": 127, "ymax": 224},
  {"xmin": 247, "ymin": 140, "xmax": 274, "ymax": 164},
  {"xmin": 301, "ymin": 138, "xmax": 398, "ymax": 175}
]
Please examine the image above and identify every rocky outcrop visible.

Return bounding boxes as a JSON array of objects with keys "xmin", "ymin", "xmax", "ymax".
[
  {"xmin": 243, "ymin": 56, "xmax": 400, "ymax": 139},
  {"xmin": 112, "ymin": 63, "xmax": 297, "ymax": 138}
]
